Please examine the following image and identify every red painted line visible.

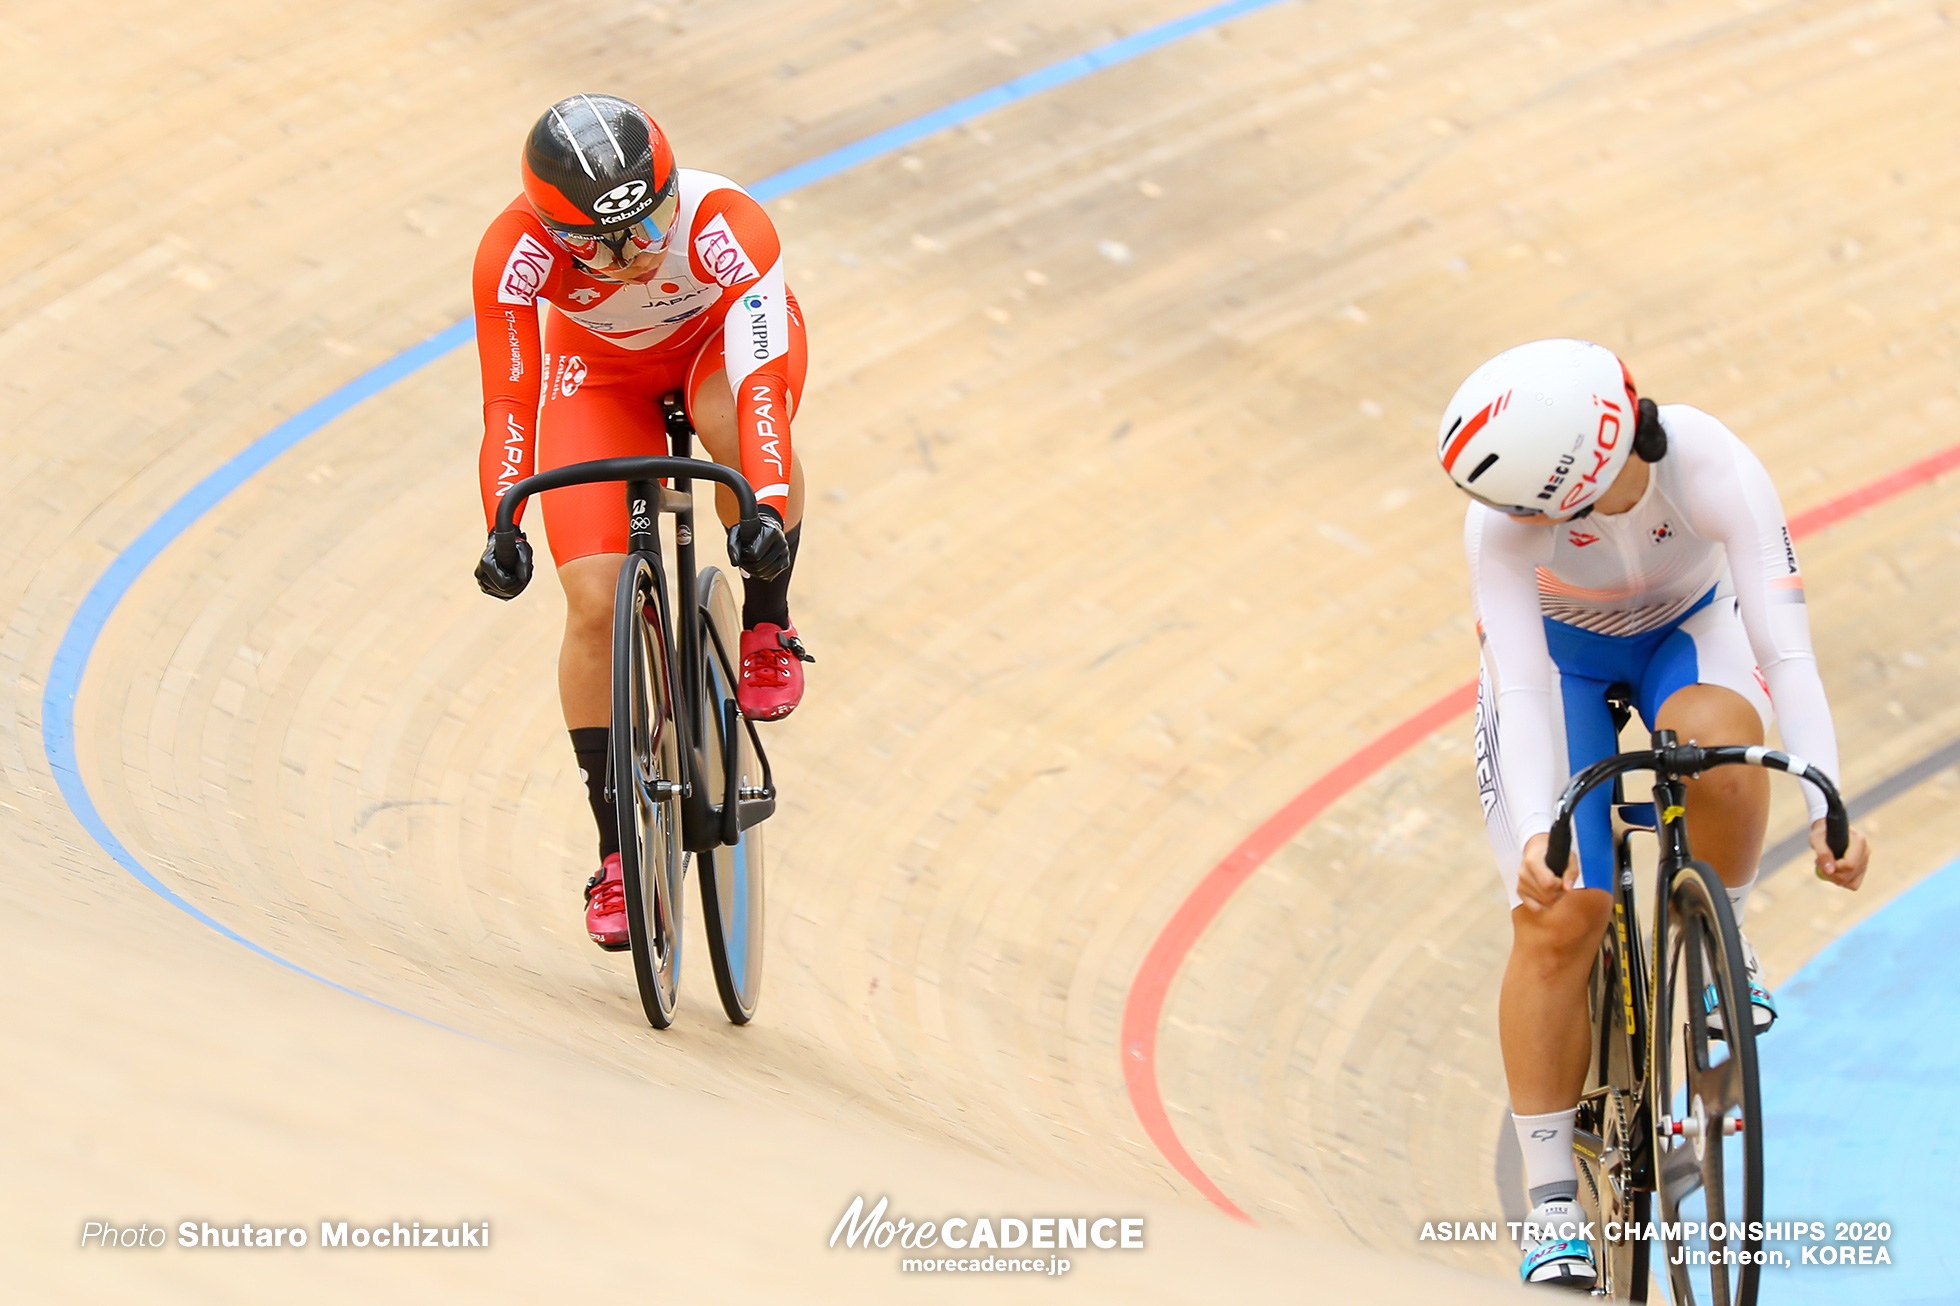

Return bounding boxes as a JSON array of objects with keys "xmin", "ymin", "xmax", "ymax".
[
  {"xmin": 1120, "ymin": 441, "xmax": 1960, "ymax": 1220},
  {"xmin": 1787, "ymin": 443, "xmax": 1960, "ymax": 538},
  {"xmin": 1119, "ymin": 682, "xmax": 1477, "ymax": 1221}
]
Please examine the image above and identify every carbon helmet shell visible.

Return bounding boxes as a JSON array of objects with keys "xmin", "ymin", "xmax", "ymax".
[{"xmin": 521, "ymin": 94, "xmax": 678, "ymax": 236}]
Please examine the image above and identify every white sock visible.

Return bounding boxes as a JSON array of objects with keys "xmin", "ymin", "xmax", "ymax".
[
  {"xmin": 1726, "ymin": 871, "xmax": 1758, "ymax": 921},
  {"xmin": 1513, "ymin": 1107, "xmax": 1579, "ymax": 1207}
]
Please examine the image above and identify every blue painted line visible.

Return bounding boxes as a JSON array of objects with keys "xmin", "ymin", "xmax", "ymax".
[
  {"xmin": 38, "ymin": 0, "xmax": 1296, "ymax": 1013},
  {"xmin": 749, "ymin": 0, "xmax": 1293, "ymax": 200},
  {"xmin": 1755, "ymin": 856, "xmax": 1960, "ymax": 1303},
  {"xmin": 41, "ymin": 319, "xmax": 476, "ymax": 1026}
]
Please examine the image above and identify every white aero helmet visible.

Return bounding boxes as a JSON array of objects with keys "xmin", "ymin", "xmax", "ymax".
[{"xmin": 1437, "ymin": 338, "xmax": 1640, "ymax": 520}]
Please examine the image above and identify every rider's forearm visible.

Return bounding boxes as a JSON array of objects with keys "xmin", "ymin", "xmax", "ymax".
[{"xmin": 477, "ymin": 397, "xmax": 537, "ymax": 530}]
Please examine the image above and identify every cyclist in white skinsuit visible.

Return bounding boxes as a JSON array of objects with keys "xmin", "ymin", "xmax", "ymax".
[{"xmin": 1438, "ymin": 339, "xmax": 1872, "ymax": 1290}]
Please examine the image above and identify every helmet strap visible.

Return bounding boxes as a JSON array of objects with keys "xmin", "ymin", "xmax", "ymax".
[{"xmin": 1633, "ymin": 397, "xmax": 1668, "ymax": 462}]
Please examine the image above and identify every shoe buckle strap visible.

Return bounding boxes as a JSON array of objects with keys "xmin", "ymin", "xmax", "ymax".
[{"xmin": 1521, "ymin": 1238, "xmax": 1593, "ymax": 1280}]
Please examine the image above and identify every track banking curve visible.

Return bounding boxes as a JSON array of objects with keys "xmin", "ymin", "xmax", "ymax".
[
  {"xmin": 1126, "ymin": 439, "xmax": 1960, "ymax": 1221},
  {"xmin": 36, "ymin": 0, "xmax": 1304, "ymax": 1230},
  {"xmin": 25, "ymin": 1, "xmax": 1960, "ymax": 1293},
  {"xmin": 39, "ymin": 2, "xmax": 1294, "ymax": 1019}
]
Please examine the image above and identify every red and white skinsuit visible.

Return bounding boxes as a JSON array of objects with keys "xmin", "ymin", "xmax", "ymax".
[{"xmin": 471, "ymin": 168, "xmax": 806, "ymax": 561}]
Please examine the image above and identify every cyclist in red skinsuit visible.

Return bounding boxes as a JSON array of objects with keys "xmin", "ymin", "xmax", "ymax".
[{"xmin": 470, "ymin": 93, "xmax": 812, "ymax": 950}]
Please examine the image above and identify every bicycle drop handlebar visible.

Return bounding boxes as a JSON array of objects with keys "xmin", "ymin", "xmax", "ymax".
[
  {"xmin": 490, "ymin": 456, "xmax": 760, "ymax": 571},
  {"xmin": 1543, "ymin": 742, "xmax": 1850, "ymax": 874}
]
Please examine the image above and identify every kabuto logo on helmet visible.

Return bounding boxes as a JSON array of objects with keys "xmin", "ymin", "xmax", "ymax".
[{"xmin": 592, "ymin": 179, "xmax": 649, "ymax": 217}]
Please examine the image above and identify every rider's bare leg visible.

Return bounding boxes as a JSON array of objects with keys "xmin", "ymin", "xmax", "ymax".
[
  {"xmin": 1654, "ymin": 682, "xmax": 1769, "ymax": 891},
  {"xmin": 1501, "ymin": 887, "xmax": 1613, "ymax": 1115},
  {"xmin": 687, "ymin": 367, "xmax": 805, "ymax": 529},
  {"xmin": 557, "ymin": 552, "xmax": 624, "ymax": 730}
]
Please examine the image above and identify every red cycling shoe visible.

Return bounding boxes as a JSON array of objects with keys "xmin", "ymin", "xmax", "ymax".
[
  {"xmin": 738, "ymin": 623, "xmax": 813, "ymax": 721},
  {"xmin": 584, "ymin": 852, "xmax": 629, "ymax": 951}
]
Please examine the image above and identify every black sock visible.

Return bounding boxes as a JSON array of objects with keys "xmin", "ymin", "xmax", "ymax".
[
  {"xmin": 569, "ymin": 727, "xmax": 619, "ymax": 860},
  {"xmin": 738, "ymin": 522, "xmax": 800, "ymax": 629}
]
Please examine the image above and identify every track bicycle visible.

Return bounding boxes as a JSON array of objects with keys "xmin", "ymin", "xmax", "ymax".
[
  {"xmin": 491, "ymin": 394, "xmax": 775, "ymax": 1029},
  {"xmin": 1550, "ymin": 700, "xmax": 1848, "ymax": 1305}
]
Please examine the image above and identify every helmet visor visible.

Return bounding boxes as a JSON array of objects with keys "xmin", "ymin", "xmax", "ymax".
[{"xmin": 544, "ymin": 187, "xmax": 681, "ymax": 271}]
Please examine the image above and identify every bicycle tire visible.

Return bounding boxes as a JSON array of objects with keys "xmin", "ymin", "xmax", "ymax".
[
  {"xmin": 694, "ymin": 566, "xmax": 765, "ymax": 1025},
  {"xmin": 1651, "ymin": 859, "xmax": 1763, "ymax": 1306},
  {"xmin": 613, "ymin": 553, "xmax": 686, "ymax": 1029},
  {"xmin": 1577, "ymin": 894, "xmax": 1651, "ymax": 1301}
]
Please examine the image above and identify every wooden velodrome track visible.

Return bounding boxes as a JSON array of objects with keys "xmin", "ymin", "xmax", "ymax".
[{"xmin": 8, "ymin": 0, "xmax": 1960, "ymax": 1298}]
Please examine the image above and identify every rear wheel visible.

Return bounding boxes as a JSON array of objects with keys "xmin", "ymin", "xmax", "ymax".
[
  {"xmin": 613, "ymin": 554, "xmax": 685, "ymax": 1029},
  {"xmin": 1652, "ymin": 860, "xmax": 1763, "ymax": 1306},
  {"xmin": 695, "ymin": 566, "xmax": 765, "ymax": 1024}
]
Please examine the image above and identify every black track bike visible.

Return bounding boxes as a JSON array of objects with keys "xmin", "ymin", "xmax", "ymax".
[
  {"xmin": 492, "ymin": 394, "xmax": 775, "ymax": 1029},
  {"xmin": 1552, "ymin": 703, "xmax": 1848, "ymax": 1305}
]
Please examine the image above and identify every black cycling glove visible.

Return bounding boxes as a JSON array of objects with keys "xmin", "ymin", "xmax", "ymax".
[
  {"xmin": 475, "ymin": 530, "xmax": 534, "ymax": 600},
  {"xmin": 727, "ymin": 505, "xmax": 790, "ymax": 581}
]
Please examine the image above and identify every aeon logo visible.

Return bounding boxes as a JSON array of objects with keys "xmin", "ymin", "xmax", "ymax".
[
  {"xmin": 496, "ymin": 233, "xmax": 554, "ymax": 306},
  {"xmin": 694, "ymin": 213, "xmax": 760, "ymax": 287},
  {"xmin": 592, "ymin": 179, "xmax": 648, "ymax": 216}
]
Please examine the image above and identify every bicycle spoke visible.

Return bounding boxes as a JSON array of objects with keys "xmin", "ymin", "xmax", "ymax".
[{"xmin": 1659, "ymin": 1139, "xmax": 1703, "ymax": 1204}]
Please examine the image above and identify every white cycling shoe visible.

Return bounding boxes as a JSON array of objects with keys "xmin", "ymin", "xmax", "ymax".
[
  {"xmin": 1705, "ymin": 929, "xmax": 1777, "ymax": 1038},
  {"xmin": 1517, "ymin": 1198, "xmax": 1597, "ymax": 1291}
]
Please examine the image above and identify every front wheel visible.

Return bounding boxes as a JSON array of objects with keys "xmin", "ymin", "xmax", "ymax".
[
  {"xmin": 1651, "ymin": 860, "xmax": 1763, "ymax": 1306},
  {"xmin": 695, "ymin": 566, "xmax": 766, "ymax": 1024},
  {"xmin": 614, "ymin": 554, "xmax": 686, "ymax": 1029},
  {"xmin": 1576, "ymin": 889, "xmax": 1650, "ymax": 1301}
]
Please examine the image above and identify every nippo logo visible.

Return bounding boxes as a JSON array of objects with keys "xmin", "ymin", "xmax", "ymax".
[
  {"xmin": 558, "ymin": 355, "xmax": 587, "ymax": 398},
  {"xmin": 497, "ymin": 233, "xmax": 554, "ymax": 306},
  {"xmin": 693, "ymin": 213, "xmax": 761, "ymax": 287},
  {"xmin": 592, "ymin": 179, "xmax": 648, "ymax": 216}
]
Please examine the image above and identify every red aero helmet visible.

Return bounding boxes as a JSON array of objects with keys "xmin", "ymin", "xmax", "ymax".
[
  {"xmin": 522, "ymin": 93, "xmax": 679, "ymax": 240},
  {"xmin": 1437, "ymin": 338, "xmax": 1640, "ymax": 521}
]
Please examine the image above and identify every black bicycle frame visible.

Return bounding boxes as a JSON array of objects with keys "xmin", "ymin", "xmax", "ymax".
[{"xmin": 489, "ymin": 399, "xmax": 776, "ymax": 850}]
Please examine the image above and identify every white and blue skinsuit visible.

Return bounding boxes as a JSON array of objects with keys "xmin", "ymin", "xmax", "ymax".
[{"xmin": 1466, "ymin": 405, "xmax": 1841, "ymax": 901}]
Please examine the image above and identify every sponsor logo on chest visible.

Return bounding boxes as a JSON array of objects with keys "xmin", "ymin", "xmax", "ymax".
[{"xmin": 560, "ymin": 273, "xmax": 718, "ymax": 336}]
